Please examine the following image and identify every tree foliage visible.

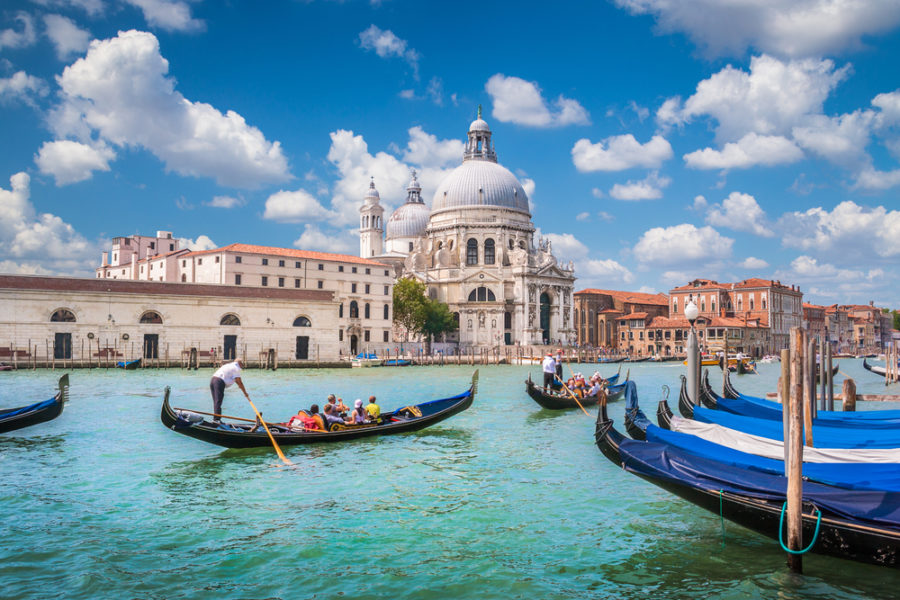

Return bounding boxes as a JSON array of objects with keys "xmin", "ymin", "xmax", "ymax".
[
  {"xmin": 894, "ymin": 310, "xmax": 900, "ymax": 331},
  {"xmin": 391, "ymin": 277, "xmax": 458, "ymax": 345}
]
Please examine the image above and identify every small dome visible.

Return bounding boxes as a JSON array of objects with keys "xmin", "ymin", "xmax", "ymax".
[
  {"xmin": 431, "ymin": 160, "xmax": 530, "ymax": 214},
  {"xmin": 469, "ymin": 118, "xmax": 490, "ymax": 133},
  {"xmin": 386, "ymin": 202, "xmax": 430, "ymax": 240},
  {"xmin": 364, "ymin": 178, "xmax": 380, "ymax": 204}
]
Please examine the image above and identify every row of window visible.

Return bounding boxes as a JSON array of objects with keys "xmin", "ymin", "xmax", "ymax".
[
  {"xmin": 339, "ymin": 302, "xmax": 390, "ymax": 320},
  {"xmin": 49, "ymin": 309, "xmax": 313, "ymax": 328},
  {"xmin": 232, "ymin": 274, "xmax": 391, "ymax": 295},
  {"xmin": 338, "ymin": 329, "xmax": 389, "ymax": 343}
]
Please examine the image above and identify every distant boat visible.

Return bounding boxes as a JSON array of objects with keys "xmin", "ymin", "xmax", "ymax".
[
  {"xmin": 0, "ymin": 374, "xmax": 69, "ymax": 434},
  {"xmin": 597, "ymin": 356, "xmax": 625, "ymax": 364},
  {"xmin": 383, "ymin": 359, "xmax": 412, "ymax": 367},
  {"xmin": 351, "ymin": 352, "xmax": 382, "ymax": 368},
  {"xmin": 116, "ymin": 358, "xmax": 141, "ymax": 370}
]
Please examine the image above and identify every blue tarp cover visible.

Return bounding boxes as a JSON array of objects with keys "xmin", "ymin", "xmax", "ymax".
[
  {"xmin": 714, "ymin": 387, "xmax": 900, "ymax": 427},
  {"xmin": 692, "ymin": 404, "xmax": 900, "ymax": 448},
  {"xmin": 0, "ymin": 398, "xmax": 55, "ymax": 419},
  {"xmin": 618, "ymin": 435, "xmax": 900, "ymax": 530}
]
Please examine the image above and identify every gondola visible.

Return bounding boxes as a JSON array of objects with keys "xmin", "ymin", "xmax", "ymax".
[
  {"xmin": 161, "ymin": 371, "xmax": 478, "ymax": 448},
  {"xmin": 0, "ymin": 362, "xmax": 13, "ymax": 371},
  {"xmin": 705, "ymin": 370, "xmax": 900, "ymax": 426},
  {"xmin": 624, "ymin": 356, "xmax": 651, "ymax": 363},
  {"xmin": 524, "ymin": 371, "xmax": 626, "ymax": 410},
  {"xmin": 595, "ymin": 397, "xmax": 900, "ymax": 567},
  {"xmin": 382, "ymin": 359, "xmax": 412, "ymax": 367},
  {"xmin": 116, "ymin": 358, "xmax": 141, "ymax": 370},
  {"xmin": 0, "ymin": 374, "xmax": 69, "ymax": 434},
  {"xmin": 597, "ymin": 357, "xmax": 625, "ymax": 364},
  {"xmin": 864, "ymin": 358, "xmax": 888, "ymax": 377}
]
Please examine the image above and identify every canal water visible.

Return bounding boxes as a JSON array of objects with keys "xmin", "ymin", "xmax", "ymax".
[{"xmin": 1, "ymin": 360, "xmax": 898, "ymax": 599}]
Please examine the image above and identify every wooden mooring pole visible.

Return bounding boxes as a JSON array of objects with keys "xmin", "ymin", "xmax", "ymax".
[{"xmin": 787, "ymin": 326, "xmax": 805, "ymax": 573}]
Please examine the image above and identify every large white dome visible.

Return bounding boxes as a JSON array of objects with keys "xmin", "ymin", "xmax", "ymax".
[
  {"xmin": 431, "ymin": 160, "xmax": 530, "ymax": 214},
  {"xmin": 386, "ymin": 202, "xmax": 430, "ymax": 239}
]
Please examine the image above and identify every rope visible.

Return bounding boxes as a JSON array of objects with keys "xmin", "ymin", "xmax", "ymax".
[
  {"xmin": 718, "ymin": 490, "xmax": 726, "ymax": 549},
  {"xmin": 778, "ymin": 502, "xmax": 822, "ymax": 554}
]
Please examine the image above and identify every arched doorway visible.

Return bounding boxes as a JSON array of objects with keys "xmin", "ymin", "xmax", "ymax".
[
  {"xmin": 539, "ymin": 292, "xmax": 551, "ymax": 344},
  {"xmin": 350, "ymin": 334, "xmax": 358, "ymax": 355}
]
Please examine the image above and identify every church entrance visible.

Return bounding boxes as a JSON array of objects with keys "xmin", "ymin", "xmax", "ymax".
[
  {"xmin": 350, "ymin": 334, "xmax": 358, "ymax": 355},
  {"xmin": 539, "ymin": 292, "xmax": 551, "ymax": 344}
]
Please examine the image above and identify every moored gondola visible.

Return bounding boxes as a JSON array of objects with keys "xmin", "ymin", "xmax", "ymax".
[
  {"xmin": 116, "ymin": 358, "xmax": 141, "ymax": 370},
  {"xmin": 524, "ymin": 371, "xmax": 626, "ymax": 410},
  {"xmin": 864, "ymin": 358, "xmax": 887, "ymax": 377},
  {"xmin": 161, "ymin": 370, "xmax": 478, "ymax": 448},
  {"xmin": 595, "ymin": 393, "xmax": 900, "ymax": 567},
  {"xmin": 0, "ymin": 374, "xmax": 69, "ymax": 434},
  {"xmin": 597, "ymin": 356, "xmax": 625, "ymax": 364}
]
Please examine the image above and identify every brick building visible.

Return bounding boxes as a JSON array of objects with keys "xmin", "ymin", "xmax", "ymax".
[{"xmin": 573, "ymin": 289, "xmax": 669, "ymax": 350}]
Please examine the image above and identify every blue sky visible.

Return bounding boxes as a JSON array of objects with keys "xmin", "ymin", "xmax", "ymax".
[{"xmin": 2, "ymin": 0, "xmax": 900, "ymax": 308}]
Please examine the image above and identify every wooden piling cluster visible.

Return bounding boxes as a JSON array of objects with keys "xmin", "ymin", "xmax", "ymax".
[{"xmin": 886, "ymin": 343, "xmax": 899, "ymax": 386}]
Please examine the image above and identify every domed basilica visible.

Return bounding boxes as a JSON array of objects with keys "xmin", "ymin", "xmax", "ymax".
[{"xmin": 359, "ymin": 113, "xmax": 576, "ymax": 347}]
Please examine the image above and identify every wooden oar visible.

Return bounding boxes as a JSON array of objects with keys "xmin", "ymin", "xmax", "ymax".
[
  {"xmin": 244, "ymin": 396, "xmax": 293, "ymax": 466},
  {"xmin": 555, "ymin": 374, "xmax": 590, "ymax": 417},
  {"xmin": 174, "ymin": 407, "xmax": 260, "ymax": 424}
]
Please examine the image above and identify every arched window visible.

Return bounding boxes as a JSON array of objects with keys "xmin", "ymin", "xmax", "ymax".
[
  {"xmin": 140, "ymin": 311, "xmax": 163, "ymax": 324},
  {"xmin": 364, "ymin": 303, "xmax": 370, "ymax": 319},
  {"xmin": 383, "ymin": 304, "xmax": 389, "ymax": 320},
  {"xmin": 50, "ymin": 309, "xmax": 76, "ymax": 322},
  {"xmin": 672, "ymin": 298, "xmax": 678, "ymax": 314},
  {"xmin": 181, "ymin": 274, "xmax": 186, "ymax": 282},
  {"xmin": 508, "ymin": 238, "xmax": 514, "ymax": 249},
  {"xmin": 293, "ymin": 316, "xmax": 311, "ymax": 327},
  {"xmin": 467, "ymin": 287, "xmax": 496, "ymax": 302},
  {"xmin": 349, "ymin": 301, "xmax": 359, "ymax": 318},
  {"xmin": 466, "ymin": 238, "xmax": 478, "ymax": 265},
  {"xmin": 339, "ymin": 303, "xmax": 344, "ymax": 318},
  {"xmin": 484, "ymin": 239, "xmax": 495, "ymax": 265},
  {"xmin": 220, "ymin": 314, "xmax": 241, "ymax": 326}
]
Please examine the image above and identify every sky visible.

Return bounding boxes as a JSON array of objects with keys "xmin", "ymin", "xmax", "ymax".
[{"xmin": 1, "ymin": 0, "xmax": 900, "ymax": 309}]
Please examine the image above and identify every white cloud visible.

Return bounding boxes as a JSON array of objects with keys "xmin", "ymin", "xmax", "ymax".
[
  {"xmin": 633, "ymin": 223, "xmax": 733, "ymax": 266},
  {"xmin": 792, "ymin": 110, "xmax": 875, "ymax": 167},
  {"xmin": 572, "ymin": 134, "xmax": 673, "ymax": 172},
  {"xmin": 294, "ymin": 224, "xmax": 355, "ymax": 254},
  {"xmin": 613, "ymin": 0, "xmax": 900, "ymax": 59},
  {"xmin": 656, "ymin": 97, "xmax": 683, "ymax": 131},
  {"xmin": 123, "ymin": 0, "xmax": 205, "ymax": 33},
  {"xmin": 778, "ymin": 200, "xmax": 900, "ymax": 259},
  {"xmin": 326, "ymin": 128, "xmax": 459, "ymax": 227},
  {"xmin": 205, "ymin": 195, "xmax": 244, "ymax": 209},
  {"xmin": 426, "ymin": 77, "xmax": 444, "ymax": 105},
  {"xmin": 179, "ymin": 235, "xmax": 216, "ymax": 251},
  {"xmin": 591, "ymin": 188, "xmax": 604, "ymax": 199},
  {"xmin": 675, "ymin": 55, "xmax": 849, "ymax": 143},
  {"xmin": 705, "ymin": 191, "xmax": 774, "ymax": 237},
  {"xmin": 35, "ymin": 140, "xmax": 115, "ymax": 185},
  {"xmin": 486, "ymin": 74, "xmax": 590, "ymax": 128},
  {"xmin": 597, "ymin": 211, "xmax": 614, "ymax": 222},
  {"xmin": 691, "ymin": 195, "xmax": 708, "ymax": 210},
  {"xmin": 609, "ymin": 171, "xmax": 671, "ymax": 201},
  {"xmin": 358, "ymin": 25, "xmax": 419, "ymax": 79},
  {"xmin": 0, "ymin": 171, "xmax": 97, "ymax": 274},
  {"xmin": 684, "ymin": 133, "xmax": 803, "ymax": 169},
  {"xmin": 544, "ymin": 231, "xmax": 633, "ymax": 284},
  {"xmin": 401, "ymin": 126, "xmax": 464, "ymax": 168},
  {"xmin": 0, "ymin": 71, "xmax": 48, "ymax": 106},
  {"xmin": 263, "ymin": 189, "xmax": 335, "ymax": 223},
  {"xmin": 43, "ymin": 14, "xmax": 90, "ymax": 59},
  {"xmin": 576, "ymin": 211, "xmax": 589, "ymax": 221},
  {"xmin": 0, "ymin": 12, "xmax": 36, "ymax": 51},
  {"xmin": 853, "ymin": 166, "xmax": 900, "ymax": 191},
  {"xmin": 739, "ymin": 256, "xmax": 769, "ymax": 269},
  {"xmin": 873, "ymin": 90, "xmax": 900, "ymax": 125},
  {"xmin": 49, "ymin": 30, "xmax": 289, "ymax": 188},
  {"xmin": 32, "ymin": 0, "xmax": 104, "ymax": 17}
]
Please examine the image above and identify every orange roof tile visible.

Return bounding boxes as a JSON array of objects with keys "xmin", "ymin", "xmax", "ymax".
[
  {"xmin": 616, "ymin": 312, "xmax": 649, "ymax": 320},
  {"xmin": 184, "ymin": 243, "xmax": 389, "ymax": 267},
  {"xmin": 575, "ymin": 288, "xmax": 669, "ymax": 305}
]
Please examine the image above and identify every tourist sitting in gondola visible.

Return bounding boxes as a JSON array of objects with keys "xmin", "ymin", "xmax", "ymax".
[
  {"xmin": 365, "ymin": 395, "xmax": 380, "ymax": 421},
  {"xmin": 334, "ymin": 397, "xmax": 349, "ymax": 417},
  {"xmin": 349, "ymin": 399, "xmax": 368, "ymax": 424},
  {"xmin": 322, "ymin": 404, "xmax": 347, "ymax": 428}
]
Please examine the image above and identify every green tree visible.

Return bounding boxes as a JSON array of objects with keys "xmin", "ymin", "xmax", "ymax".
[
  {"xmin": 392, "ymin": 277, "xmax": 427, "ymax": 341},
  {"xmin": 894, "ymin": 310, "xmax": 900, "ymax": 331},
  {"xmin": 422, "ymin": 297, "xmax": 457, "ymax": 353}
]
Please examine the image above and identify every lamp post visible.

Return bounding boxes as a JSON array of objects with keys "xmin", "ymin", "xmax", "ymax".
[{"xmin": 685, "ymin": 299, "xmax": 700, "ymax": 405}]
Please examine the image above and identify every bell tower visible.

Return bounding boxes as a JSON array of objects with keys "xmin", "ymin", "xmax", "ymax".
[{"xmin": 359, "ymin": 177, "xmax": 384, "ymax": 258}]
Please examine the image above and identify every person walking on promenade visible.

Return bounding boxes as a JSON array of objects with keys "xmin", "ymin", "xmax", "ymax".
[{"xmin": 210, "ymin": 358, "xmax": 249, "ymax": 423}]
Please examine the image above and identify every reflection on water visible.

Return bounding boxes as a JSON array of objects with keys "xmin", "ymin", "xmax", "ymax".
[{"xmin": 0, "ymin": 363, "xmax": 897, "ymax": 599}]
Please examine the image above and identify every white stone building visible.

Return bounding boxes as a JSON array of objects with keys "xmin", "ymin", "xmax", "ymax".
[
  {"xmin": 96, "ymin": 239, "xmax": 394, "ymax": 356},
  {"xmin": 361, "ymin": 114, "xmax": 576, "ymax": 347}
]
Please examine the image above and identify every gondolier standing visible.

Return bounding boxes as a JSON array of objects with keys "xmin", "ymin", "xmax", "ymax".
[
  {"xmin": 210, "ymin": 358, "xmax": 249, "ymax": 423},
  {"xmin": 555, "ymin": 348, "xmax": 564, "ymax": 390},
  {"xmin": 542, "ymin": 353, "xmax": 556, "ymax": 390}
]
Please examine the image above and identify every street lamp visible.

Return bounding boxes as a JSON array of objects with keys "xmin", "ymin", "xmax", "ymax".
[{"xmin": 685, "ymin": 299, "xmax": 700, "ymax": 406}]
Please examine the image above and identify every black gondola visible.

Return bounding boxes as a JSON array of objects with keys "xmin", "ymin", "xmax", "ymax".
[
  {"xmin": 524, "ymin": 371, "xmax": 627, "ymax": 410},
  {"xmin": 161, "ymin": 371, "xmax": 478, "ymax": 448},
  {"xmin": 0, "ymin": 374, "xmax": 69, "ymax": 434},
  {"xmin": 597, "ymin": 357, "xmax": 625, "ymax": 364},
  {"xmin": 116, "ymin": 358, "xmax": 141, "ymax": 370},
  {"xmin": 594, "ymin": 393, "xmax": 900, "ymax": 568},
  {"xmin": 863, "ymin": 358, "xmax": 888, "ymax": 377}
]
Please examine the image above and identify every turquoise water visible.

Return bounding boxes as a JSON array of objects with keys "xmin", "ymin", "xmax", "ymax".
[{"xmin": 1, "ymin": 361, "xmax": 898, "ymax": 599}]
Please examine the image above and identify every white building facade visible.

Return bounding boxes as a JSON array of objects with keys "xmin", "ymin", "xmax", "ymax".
[{"xmin": 364, "ymin": 115, "xmax": 576, "ymax": 347}]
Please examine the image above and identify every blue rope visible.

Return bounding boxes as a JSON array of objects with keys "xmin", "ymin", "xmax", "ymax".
[{"xmin": 778, "ymin": 502, "xmax": 822, "ymax": 554}]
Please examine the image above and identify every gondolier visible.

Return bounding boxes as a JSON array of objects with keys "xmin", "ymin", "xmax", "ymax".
[
  {"xmin": 210, "ymin": 359, "xmax": 249, "ymax": 423},
  {"xmin": 541, "ymin": 353, "xmax": 556, "ymax": 390}
]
